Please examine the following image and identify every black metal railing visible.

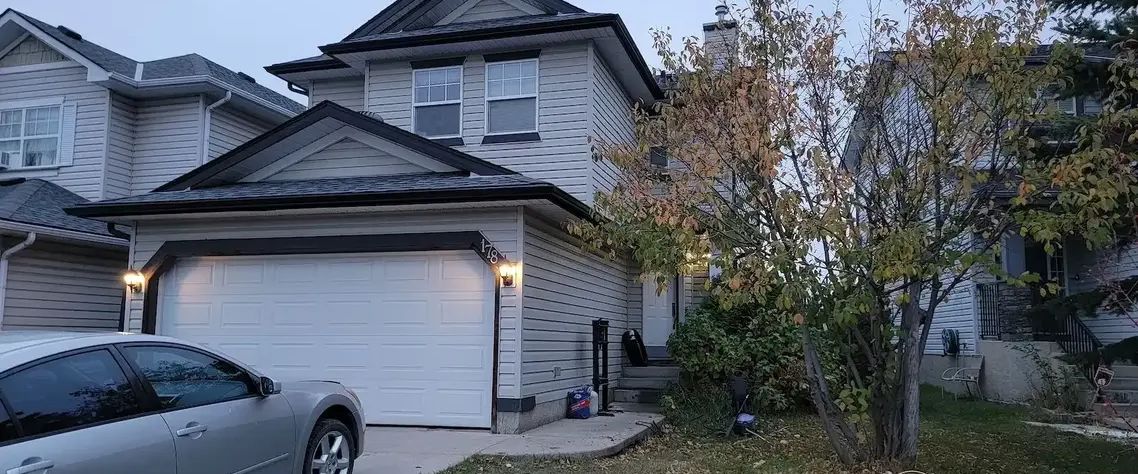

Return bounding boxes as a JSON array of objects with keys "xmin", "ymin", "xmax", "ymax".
[
  {"xmin": 1056, "ymin": 312, "xmax": 1105, "ymax": 382},
  {"xmin": 977, "ymin": 283, "xmax": 1002, "ymax": 340}
]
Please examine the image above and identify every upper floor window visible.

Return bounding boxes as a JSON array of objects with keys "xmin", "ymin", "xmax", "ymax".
[
  {"xmin": 0, "ymin": 104, "xmax": 60, "ymax": 169},
  {"xmin": 412, "ymin": 65, "xmax": 463, "ymax": 139},
  {"xmin": 485, "ymin": 58, "xmax": 538, "ymax": 135}
]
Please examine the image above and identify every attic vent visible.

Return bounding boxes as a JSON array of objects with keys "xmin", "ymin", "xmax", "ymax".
[
  {"xmin": 237, "ymin": 72, "xmax": 257, "ymax": 83},
  {"xmin": 361, "ymin": 111, "xmax": 385, "ymax": 122},
  {"xmin": 56, "ymin": 26, "xmax": 82, "ymax": 41}
]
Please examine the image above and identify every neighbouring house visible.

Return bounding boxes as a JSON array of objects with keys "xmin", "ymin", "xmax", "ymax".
[
  {"xmin": 0, "ymin": 9, "xmax": 304, "ymax": 331},
  {"xmin": 844, "ymin": 46, "xmax": 1137, "ymax": 403},
  {"xmin": 69, "ymin": 0, "xmax": 725, "ymax": 434}
]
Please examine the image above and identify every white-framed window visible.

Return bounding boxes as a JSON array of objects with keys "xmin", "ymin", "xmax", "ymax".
[
  {"xmin": 485, "ymin": 58, "xmax": 538, "ymax": 135},
  {"xmin": 412, "ymin": 65, "xmax": 463, "ymax": 138},
  {"xmin": 0, "ymin": 104, "xmax": 61, "ymax": 169},
  {"xmin": 1047, "ymin": 245, "xmax": 1066, "ymax": 290}
]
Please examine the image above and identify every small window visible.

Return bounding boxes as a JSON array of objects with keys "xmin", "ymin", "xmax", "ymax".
[
  {"xmin": 485, "ymin": 59, "xmax": 538, "ymax": 135},
  {"xmin": 0, "ymin": 349, "xmax": 140, "ymax": 439},
  {"xmin": 120, "ymin": 346, "xmax": 255, "ymax": 409},
  {"xmin": 0, "ymin": 105, "xmax": 60, "ymax": 168},
  {"xmin": 412, "ymin": 66, "xmax": 463, "ymax": 138},
  {"xmin": 1082, "ymin": 96, "xmax": 1102, "ymax": 116}
]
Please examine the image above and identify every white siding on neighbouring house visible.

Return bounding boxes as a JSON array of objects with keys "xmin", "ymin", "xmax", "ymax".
[
  {"xmin": 310, "ymin": 77, "xmax": 366, "ymax": 111},
  {"xmin": 366, "ymin": 42, "xmax": 593, "ymax": 202},
  {"xmin": 208, "ymin": 105, "xmax": 273, "ymax": 160},
  {"xmin": 104, "ymin": 92, "xmax": 135, "ymax": 199},
  {"xmin": 125, "ymin": 208, "xmax": 524, "ymax": 398},
  {"xmin": 1068, "ymin": 242, "xmax": 1138, "ymax": 344},
  {"xmin": 0, "ymin": 63, "xmax": 108, "ymax": 200},
  {"xmin": 264, "ymin": 138, "xmax": 433, "ymax": 181},
  {"xmin": 2, "ymin": 241, "xmax": 126, "ymax": 331},
  {"xmin": 131, "ymin": 96, "xmax": 203, "ymax": 195},
  {"xmin": 587, "ymin": 44, "xmax": 634, "ymax": 199},
  {"xmin": 520, "ymin": 214, "xmax": 632, "ymax": 404},
  {"xmin": 450, "ymin": 0, "xmax": 531, "ymax": 23}
]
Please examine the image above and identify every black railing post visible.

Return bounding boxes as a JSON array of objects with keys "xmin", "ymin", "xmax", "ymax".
[{"xmin": 592, "ymin": 318, "xmax": 612, "ymax": 415}]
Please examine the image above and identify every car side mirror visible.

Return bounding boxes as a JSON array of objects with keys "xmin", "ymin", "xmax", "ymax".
[{"xmin": 258, "ymin": 376, "xmax": 281, "ymax": 396}]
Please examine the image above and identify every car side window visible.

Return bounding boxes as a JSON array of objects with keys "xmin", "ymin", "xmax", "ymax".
[
  {"xmin": 120, "ymin": 346, "xmax": 255, "ymax": 409},
  {"xmin": 0, "ymin": 349, "xmax": 140, "ymax": 439},
  {"xmin": 0, "ymin": 399, "xmax": 17, "ymax": 442}
]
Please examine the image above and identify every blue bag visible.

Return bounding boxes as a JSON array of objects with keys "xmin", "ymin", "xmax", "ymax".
[{"xmin": 566, "ymin": 386, "xmax": 591, "ymax": 419}]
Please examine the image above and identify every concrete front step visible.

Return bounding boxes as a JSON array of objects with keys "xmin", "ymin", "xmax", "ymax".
[
  {"xmin": 614, "ymin": 388, "xmax": 663, "ymax": 404},
  {"xmin": 1109, "ymin": 364, "xmax": 1138, "ymax": 379},
  {"xmin": 1106, "ymin": 376, "xmax": 1138, "ymax": 391},
  {"xmin": 1094, "ymin": 402, "xmax": 1138, "ymax": 418},
  {"xmin": 618, "ymin": 377, "xmax": 675, "ymax": 390},
  {"xmin": 1101, "ymin": 389, "xmax": 1138, "ymax": 404},
  {"xmin": 624, "ymin": 365, "xmax": 681, "ymax": 379}
]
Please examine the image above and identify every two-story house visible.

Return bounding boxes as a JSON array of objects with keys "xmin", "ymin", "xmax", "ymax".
[
  {"xmin": 0, "ymin": 10, "xmax": 304, "ymax": 332},
  {"xmin": 68, "ymin": 0, "xmax": 724, "ymax": 434}
]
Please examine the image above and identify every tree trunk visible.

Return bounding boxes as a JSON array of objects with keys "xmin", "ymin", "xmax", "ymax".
[{"xmin": 801, "ymin": 325, "xmax": 864, "ymax": 465}]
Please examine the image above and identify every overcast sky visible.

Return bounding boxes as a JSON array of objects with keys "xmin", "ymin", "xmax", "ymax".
[{"xmin": 9, "ymin": 0, "xmax": 902, "ymax": 103}]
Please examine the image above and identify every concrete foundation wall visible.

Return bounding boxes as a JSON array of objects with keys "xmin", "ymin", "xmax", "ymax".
[
  {"xmin": 496, "ymin": 398, "xmax": 568, "ymax": 434},
  {"xmin": 919, "ymin": 340, "xmax": 1067, "ymax": 403}
]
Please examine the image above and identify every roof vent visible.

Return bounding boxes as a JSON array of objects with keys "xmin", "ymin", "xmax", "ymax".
[
  {"xmin": 361, "ymin": 111, "xmax": 385, "ymax": 122},
  {"xmin": 56, "ymin": 25, "xmax": 83, "ymax": 41},
  {"xmin": 237, "ymin": 72, "xmax": 257, "ymax": 83}
]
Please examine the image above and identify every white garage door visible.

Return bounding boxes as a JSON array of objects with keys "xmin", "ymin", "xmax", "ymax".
[{"xmin": 158, "ymin": 251, "xmax": 495, "ymax": 428}]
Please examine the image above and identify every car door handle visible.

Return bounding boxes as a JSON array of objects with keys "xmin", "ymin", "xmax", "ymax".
[
  {"xmin": 7, "ymin": 458, "xmax": 54, "ymax": 474},
  {"xmin": 176, "ymin": 423, "xmax": 208, "ymax": 437}
]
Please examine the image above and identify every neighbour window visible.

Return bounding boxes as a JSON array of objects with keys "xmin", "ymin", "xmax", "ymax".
[
  {"xmin": 0, "ymin": 349, "xmax": 140, "ymax": 439},
  {"xmin": 1083, "ymin": 96, "xmax": 1103, "ymax": 116},
  {"xmin": 120, "ymin": 345, "xmax": 255, "ymax": 409},
  {"xmin": 485, "ymin": 59, "xmax": 538, "ymax": 135},
  {"xmin": 1053, "ymin": 95, "xmax": 1076, "ymax": 115},
  {"xmin": 0, "ymin": 105, "xmax": 60, "ymax": 168},
  {"xmin": 412, "ymin": 66, "xmax": 463, "ymax": 138}
]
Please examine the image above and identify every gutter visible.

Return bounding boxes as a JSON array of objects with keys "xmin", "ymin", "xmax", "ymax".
[
  {"xmin": 0, "ymin": 220, "xmax": 128, "ymax": 248},
  {"xmin": 105, "ymin": 72, "xmax": 299, "ymax": 119},
  {"xmin": 0, "ymin": 232, "xmax": 36, "ymax": 326},
  {"xmin": 201, "ymin": 91, "xmax": 233, "ymax": 165}
]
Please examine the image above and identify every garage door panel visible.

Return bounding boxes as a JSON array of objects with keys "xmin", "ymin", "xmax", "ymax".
[{"xmin": 160, "ymin": 251, "xmax": 494, "ymax": 428}]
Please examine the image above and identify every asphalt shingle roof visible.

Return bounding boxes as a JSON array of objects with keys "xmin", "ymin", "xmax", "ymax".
[
  {"xmin": 79, "ymin": 173, "xmax": 548, "ymax": 207},
  {"xmin": 0, "ymin": 179, "xmax": 119, "ymax": 238},
  {"xmin": 7, "ymin": 9, "xmax": 304, "ymax": 115},
  {"xmin": 336, "ymin": 12, "xmax": 607, "ymax": 45}
]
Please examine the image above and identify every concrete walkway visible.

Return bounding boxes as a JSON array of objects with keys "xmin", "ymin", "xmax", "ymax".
[{"xmin": 354, "ymin": 411, "xmax": 663, "ymax": 474}]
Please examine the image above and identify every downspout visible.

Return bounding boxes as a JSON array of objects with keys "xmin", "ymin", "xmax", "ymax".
[
  {"xmin": 0, "ymin": 232, "xmax": 36, "ymax": 327},
  {"xmin": 200, "ymin": 91, "xmax": 233, "ymax": 165}
]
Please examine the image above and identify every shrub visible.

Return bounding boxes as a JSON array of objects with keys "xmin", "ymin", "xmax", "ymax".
[{"xmin": 668, "ymin": 299, "xmax": 809, "ymax": 412}]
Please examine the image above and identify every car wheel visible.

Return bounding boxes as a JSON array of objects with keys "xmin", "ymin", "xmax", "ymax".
[{"xmin": 306, "ymin": 418, "xmax": 354, "ymax": 474}]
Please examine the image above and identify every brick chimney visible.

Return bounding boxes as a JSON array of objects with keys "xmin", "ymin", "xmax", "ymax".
[{"xmin": 703, "ymin": 4, "xmax": 738, "ymax": 70}]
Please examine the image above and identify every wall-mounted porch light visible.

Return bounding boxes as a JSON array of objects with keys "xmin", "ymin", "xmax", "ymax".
[
  {"xmin": 497, "ymin": 262, "xmax": 517, "ymax": 288},
  {"xmin": 123, "ymin": 270, "xmax": 145, "ymax": 293}
]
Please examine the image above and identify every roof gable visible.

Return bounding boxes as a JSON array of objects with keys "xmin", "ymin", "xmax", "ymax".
[
  {"xmin": 437, "ymin": 0, "xmax": 543, "ymax": 26},
  {"xmin": 343, "ymin": 0, "xmax": 583, "ymax": 39},
  {"xmin": 0, "ymin": 34, "xmax": 67, "ymax": 68},
  {"xmin": 156, "ymin": 101, "xmax": 514, "ymax": 192},
  {"xmin": 247, "ymin": 133, "xmax": 457, "ymax": 183}
]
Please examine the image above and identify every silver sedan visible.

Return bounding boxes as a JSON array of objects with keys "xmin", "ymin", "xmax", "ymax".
[{"xmin": 0, "ymin": 331, "xmax": 364, "ymax": 474}]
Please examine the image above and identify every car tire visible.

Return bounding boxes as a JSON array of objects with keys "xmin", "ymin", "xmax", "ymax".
[{"xmin": 305, "ymin": 418, "xmax": 355, "ymax": 474}]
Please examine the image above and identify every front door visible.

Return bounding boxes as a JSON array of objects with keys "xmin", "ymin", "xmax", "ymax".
[{"xmin": 643, "ymin": 276, "xmax": 677, "ymax": 359}]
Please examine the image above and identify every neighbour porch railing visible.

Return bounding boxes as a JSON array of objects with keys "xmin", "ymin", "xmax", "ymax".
[{"xmin": 1055, "ymin": 311, "xmax": 1105, "ymax": 383}]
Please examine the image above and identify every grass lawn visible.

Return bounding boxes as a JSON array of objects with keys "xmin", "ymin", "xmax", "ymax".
[{"xmin": 445, "ymin": 387, "xmax": 1138, "ymax": 473}]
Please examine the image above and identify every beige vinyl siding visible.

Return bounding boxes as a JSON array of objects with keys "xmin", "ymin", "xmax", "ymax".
[
  {"xmin": 0, "ymin": 35, "xmax": 67, "ymax": 68},
  {"xmin": 451, "ymin": 0, "xmax": 530, "ymax": 23},
  {"xmin": 104, "ymin": 92, "xmax": 135, "ymax": 199},
  {"xmin": 131, "ymin": 96, "xmax": 204, "ymax": 195},
  {"xmin": 265, "ymin": 138, "xmax": 432, "ymax": 181},
  {"xmin": 366, "ymin": 42, "xmax": 593, "ymax": 203},
  {"xmin": 0, "ymin": 63, "xmax": 108, "ymax": 200},
  {"xmin": 521, "ymin": 215, "xmax": 632, "ymax": 404},
  {"xmin": 587, "ymin": 44, "xmax": 634, "ymax": 198},
  {"xmin": 208, "ymin": 105, "xmax": 273, "ymax": 160},
  {"xmin": 2, "ymin": 242, "xmax": 126, "ymax": 331},
  {"xmin": 309, "ymin": 77, "xmax": 366, "ymax": 111},
  {"xmin": 126, "ymin": 208, "xmax": 524, "ymax": 398}
]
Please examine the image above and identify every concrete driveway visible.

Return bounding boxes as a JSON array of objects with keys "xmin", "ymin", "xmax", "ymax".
[
  {"xmin": 354, "ymin": 427, "xmax": 504, "ymax": 474},
  {"xmin": 353, "ymin": 411, "xmax": 663, "ymax": 474}
]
